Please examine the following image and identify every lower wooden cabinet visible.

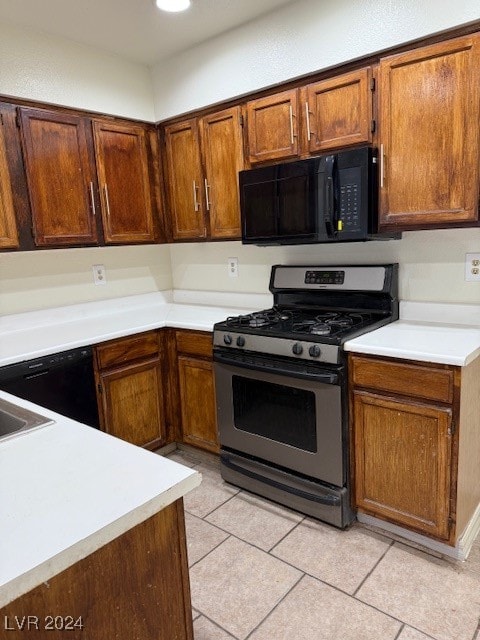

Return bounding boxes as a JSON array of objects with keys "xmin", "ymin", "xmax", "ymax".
[
  {"xmin": 175, "ymin": 330, "xmax": 219, "ymax": 453},
  {"xmin": 0, "ymin": 500, "xmax": 194, "ymax": 640},
  {"xmin": 353, "ymin": 390, "xmax": 452, "ymax": 539},
  {"xmin": 95, "ymin": 331, "xmax": 166, "ymax": 449},
  {"xmin": 350, "ymin": 353, "xmax": 480, "ymax": 545}
]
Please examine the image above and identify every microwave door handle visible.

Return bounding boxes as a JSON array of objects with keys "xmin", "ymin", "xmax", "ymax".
[{"xmin": 324, "ymin": 155, "xmax": 336, "ymax": 238}]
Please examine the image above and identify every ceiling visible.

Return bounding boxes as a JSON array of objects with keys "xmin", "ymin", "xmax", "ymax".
[{"xmin": 0, "ymin": 0, "xmax": 299, "ymax": 66}]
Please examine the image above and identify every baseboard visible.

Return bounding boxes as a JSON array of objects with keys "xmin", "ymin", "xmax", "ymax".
[{"xmin": 357, "ymin": 507, "xmax": 480, "ymax": 561}]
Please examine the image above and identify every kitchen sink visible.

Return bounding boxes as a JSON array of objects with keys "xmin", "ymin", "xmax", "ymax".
[{"xmin": 0, "ymin": 397, "xmax": 55, "ymax": 442}]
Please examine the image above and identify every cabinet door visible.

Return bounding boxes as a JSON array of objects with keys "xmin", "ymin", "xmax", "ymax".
[
  {"xmin": 164, "ymin": 119, "xmax": 206, "ymax": 240},
  {"xmin": 93, "ymin": 120, "xmax": 155, "ymax": 244},
  {"xmin": 378, "ymin": 34, "xmax": 480, "ymax": 228},
  {"xmin": 98, "ymin": 358, "xmax": 165, "ymax": 449},
  {"xmin": 200, "ymin": 107, "xmax": 244, "ymax": 239},
  {"xmin": 246, "ymin": 89, "xmax": 300, "ymax": 164},
  {"xmin": 305, "ymin": 67, "xmax": 373, "ymax": 153},
  {"xmin": 19, "ymin": 107, "xmax": 98, "ymax": 246},
  {"xmin": 353, "ymin": 391, "xmax": 453, "ymax": 539},
  {"xmin": 177, "ymin": 355, "xmax": 219, "ymax": 453},
  {"xmin": 0, "ymin": 113, "xmax": 19, "ymax": 248}
]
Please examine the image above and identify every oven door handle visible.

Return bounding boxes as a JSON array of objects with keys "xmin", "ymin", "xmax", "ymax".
[
  {"xmin": 214, "ymin": 352, "xmax": 339, "ymax": 384},
  {"xmin": 221, "ymin": 454, "xmax": 341, "ymax": 506}
]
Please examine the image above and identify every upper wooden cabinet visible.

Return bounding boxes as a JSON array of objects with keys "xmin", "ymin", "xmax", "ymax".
[
  {"xmin": 163, "ymin": 106, "xmax": 244, "ymax": 241},
  {"xmin": 304, "ymin": 67, "xmax": 373, "ymax": 153},
  {"xmin": 199, "ymin": 107, "xmax": 244, "ymax": 239},
  {"xmin": 378, "ymin": 34, "xmax": 480, "ymax": 229},
  {"xmin": 93, "ymin": 120, "xmax": 156, "ymax": 244},
  {"xmin": 18, "ymin": 106, "xmax": 159, "ymax": 247},
  {"xmin": 0, "ymin": 110, "xmax": 19, "ymax": 249},
  {"xmin": 246, "ymin": 89, "xmax": 300, "ymax": 164},
  {"xmin": 19, "ymin": 107, "xmax": 98, "ymax": 246},
  {"xmin": 164, "ymin": 118, "xmax": 206, "ymax": 240},
  {"xmin": 246, "ymin": 69, "xmax": 374, "ymax": 164}
]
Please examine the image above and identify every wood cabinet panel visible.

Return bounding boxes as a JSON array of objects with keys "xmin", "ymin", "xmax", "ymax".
[
  {"xmin": 351, "ymin": 356, "xmax": 454, "ymax": 403},
  {"xmin": 176, "ymin": 330, "xmax": 213, "ymax": 358},
  {"xmin": 0, "ymin": 114, "xmax": 19, "ymax": 248},
  {"xmin": 0, "ymin": 501, "xmax": 193, "ymax": 640},
  {"xmin": 378, "ymin": 34, "xmax": 480, "ymax": 228},
  {"xmin": 200, "ymin": 106, "xmax": 244, "ymax": 239},
  {"xmin": 178, "ymin": 355, "xmax": 219, "ymax": 453},
  {"xmin": 98, "ymin": 358, "xmax": 165, "ymax": 448},
  {"xmin": 353, "ymin": 391, "xmax": 453, "ymax": 539},
  {"xmin": 96, "ymin": 331, "xmax": 159, "ymax": 369},
  {"xmin": 305, "ymin": 67, "xmax": 373, "ymax": 152},
  {"xmin": 19, "ymin": 107, "xmax": 98, "ymax": 246},
  {"xmin": 164, "ymin": 119, "xmax": 206, "ymax": 240},
  {"xmin": 246, "ymin": 89, "xmax": 300, "ymax": 164},
  {"xmin": 93, "ymin": 120, "xmax": 155, "ymax": 243}
]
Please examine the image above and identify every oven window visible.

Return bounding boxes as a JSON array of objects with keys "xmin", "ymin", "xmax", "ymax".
[{"xmin": 232, "ymin": 376, "xmax": 317, "ymax": 452}]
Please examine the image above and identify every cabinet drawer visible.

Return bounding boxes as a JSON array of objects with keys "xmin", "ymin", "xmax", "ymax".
[
  {"xmin": 96, "ymin": 332, "xmax": 159, "ymax": 369},
  {"xmin": 351, "ymin": 356, "xmax": 454, "ymax": 404},
  {"xmin": 176, "ymin": 330, "xmax": 213, "ymax": 358}
]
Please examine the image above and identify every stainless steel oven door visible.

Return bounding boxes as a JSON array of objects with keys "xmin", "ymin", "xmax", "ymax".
[{"xmin": 214, "ymin": 358, "xmax": 344, "ymax": 487}]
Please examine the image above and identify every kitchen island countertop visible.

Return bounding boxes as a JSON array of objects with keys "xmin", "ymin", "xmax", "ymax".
[{"xmin": 0, "ymin": 390, "xmax": 201, "ymax": 608}]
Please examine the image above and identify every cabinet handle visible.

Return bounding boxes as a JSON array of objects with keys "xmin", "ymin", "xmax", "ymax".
[
  {"xmin": 89, "ymin": 182, "xmax": 96, "ymax": 216},
  {"xmin": 103, "ymin": 184, "xmax": 111, "ymax": 217},
  {"xmin": 380, "ymin": 144, "xmax": 385, "ymax": 189},
  {"xmin": 305, "ymin": 101, "xmax": 312, "ymax": 142},
  {"xmin": 193, "ymin": 180, "xmax": 200, "ymax": 212},
  {"xmin": 204, "ymin": 178, "xmax": 211, "ymax": 211},
  {"xmin": 289, "ymin": 105, "xmax": 296, "ymax": 145}
]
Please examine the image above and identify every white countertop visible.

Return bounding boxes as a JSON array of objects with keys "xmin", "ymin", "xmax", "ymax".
[
  {"xmin": 345, "ymin": 301, "xmax": 480, "ymax": 366},
  {"xmin": 0, "ymin": 391, "xmax": 201, "ymax": 608},
  {"xmin": 0, "ymin": 290, "xmax": 270, "ymax": 367}
]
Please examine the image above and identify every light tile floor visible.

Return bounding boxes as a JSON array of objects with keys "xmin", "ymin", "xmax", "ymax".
[{"xmin": 166, "ymin": 449, "xmax": 480, "ymax": 640}]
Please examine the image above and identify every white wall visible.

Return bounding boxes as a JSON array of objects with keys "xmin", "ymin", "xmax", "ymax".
[
  {"xmin": 152, "ymin": 0, "xmax": 480, "ymax": 120},
  {"xmin": 0, "ymin": 23, "xmax": 155, "ymax": 121},
  {"xmin": 0, "ymin": 245, "xmax": 172, "ymax": 315},
  {"xmin": 170, "ymin": 229, "xmax": 480, "ymax": 305}
]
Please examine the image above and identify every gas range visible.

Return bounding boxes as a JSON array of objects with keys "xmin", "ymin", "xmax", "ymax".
[{"xmin": 213, "ymin": 264, "xmax": 399, "ymax": 365}]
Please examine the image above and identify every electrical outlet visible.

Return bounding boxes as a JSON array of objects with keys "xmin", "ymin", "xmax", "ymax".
[
  {"xmin": 228, "ymin": 257, "xmax": 239, "ymax": 278},
  {"xmin": 465, "ymin": 253, "xmax": 480, "ymax": 282},
  {"xmin": 92, "ymin": 264, "xmax": 107, "ymax": 286}
]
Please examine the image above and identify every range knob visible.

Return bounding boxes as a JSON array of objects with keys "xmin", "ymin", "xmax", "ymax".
[
  {"xmin": 223, "ymin": 334, "xmax": 232, "ymax": 345},
  {"xmin": 236, "ymin": 336, "xmax": 246, "ymax": 347},
  {"xmin": 309, "ymin": 345, "xmax": 321, "ymax": 358},
  {"xmin": 292, "ymin": 342, "xmax": 303, "ymax": 355}
]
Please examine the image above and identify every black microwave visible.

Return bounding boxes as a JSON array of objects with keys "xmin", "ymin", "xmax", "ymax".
[{"xmin": 239, "ymin": 146, "xmax": 399, "ymax": 245}]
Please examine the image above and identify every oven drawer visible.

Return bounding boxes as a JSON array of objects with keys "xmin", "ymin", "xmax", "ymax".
[{"xmin": 350, "ymin": 356, "xmax": 454, "ymax": 404}]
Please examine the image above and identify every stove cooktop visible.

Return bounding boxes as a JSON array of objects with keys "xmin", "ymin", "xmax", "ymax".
[
  {"xmin": 221, "ymin": 306, "xmax": 384, "ymax": 343},
  {"xmin": 213, "ymin": 264, "xmax": 398, "ymax": 364}
]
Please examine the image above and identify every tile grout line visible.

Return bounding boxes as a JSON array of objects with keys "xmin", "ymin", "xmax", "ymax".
[
  {"xmin": 352, "ymin": 538, "xmax": 395, "ymax": 597},
  {"xmin": 187, "ymin": 533, "xmax": 232, "ymax": 570},
  {"xmin": 243, "ymin": 572, "xmax": 306, "ymax": 640},
  {"xmin": 193, "ymin": 611, "xmax": 241, "ymax": 640},
  {"xmin": 393, "ymin": 624, "xmax": 405, "ymax": 640},
  {"xmin": 471, "ymin": 617, "xmax": 480, "ymax": 640},
  {"xmin": 267, "ymin": 516, "xmax": 306, "ymax": 553}
]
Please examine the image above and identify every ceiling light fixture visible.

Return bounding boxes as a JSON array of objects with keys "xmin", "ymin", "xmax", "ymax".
[{"xmin": 155, "ymin": 0, "xmax": 191, "ymax": 12}]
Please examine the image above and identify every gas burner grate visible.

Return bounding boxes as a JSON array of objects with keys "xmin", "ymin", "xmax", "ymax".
[{"xmin": 226, "ymin": 307, "xmax": 291, "ymax": 329}]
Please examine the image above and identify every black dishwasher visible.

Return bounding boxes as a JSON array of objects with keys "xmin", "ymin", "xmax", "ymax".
[{"xmin": 0, "ymin": 346, "xmax": 100, "ymax": 429}]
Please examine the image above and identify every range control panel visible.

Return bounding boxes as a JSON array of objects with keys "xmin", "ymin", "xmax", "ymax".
[{"xmin": 304, "ymin": 270, "xmax": 345, "ymax": 285}]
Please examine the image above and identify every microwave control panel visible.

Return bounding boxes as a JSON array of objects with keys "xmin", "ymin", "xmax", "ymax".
[{"xmin": 337, "ymin": 167, "xmax": 361, "ymax": 232}]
